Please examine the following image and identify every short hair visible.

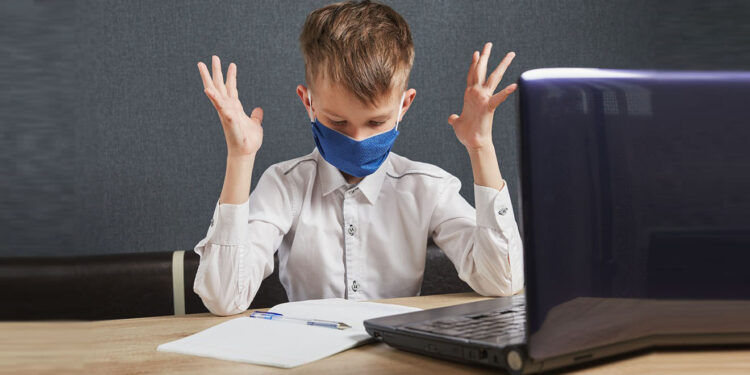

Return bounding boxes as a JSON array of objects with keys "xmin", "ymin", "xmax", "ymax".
[{"xmin": 299, "ymin": 0, "xmax": 414, "ymax": 108}]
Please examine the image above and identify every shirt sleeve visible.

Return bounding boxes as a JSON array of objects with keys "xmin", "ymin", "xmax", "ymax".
[
  {"xmin": 428, "ymin": 176, "xmax": 525, "ymax": 296},
  {"xmin": 192, "ymin": 166, "xmax": 294, "ymax": 316}
]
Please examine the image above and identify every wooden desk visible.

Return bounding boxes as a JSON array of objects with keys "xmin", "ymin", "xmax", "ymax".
[{"xmin": 2, "ymin": 293, "xmax": 749, "ymax": 374}]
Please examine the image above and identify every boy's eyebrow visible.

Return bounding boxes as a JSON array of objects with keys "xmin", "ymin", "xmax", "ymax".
[{"xmin": 322, "ymin": 108, "xmax": 391, "ymax": 120}]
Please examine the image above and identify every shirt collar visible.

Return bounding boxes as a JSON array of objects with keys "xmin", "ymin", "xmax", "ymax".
[{"xmin": 313, "ymin": 147, "xmax": 390, "ymax": 205}]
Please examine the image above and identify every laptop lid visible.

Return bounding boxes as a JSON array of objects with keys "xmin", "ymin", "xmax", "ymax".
[{"xmin": 518, "ymin": 68, "xmax": 750, "ymax": 362}]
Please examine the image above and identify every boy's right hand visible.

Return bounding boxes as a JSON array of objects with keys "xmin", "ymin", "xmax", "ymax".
[{"xmin": 198, "ymin": 55, "xmax": 263, "ymax": 158}]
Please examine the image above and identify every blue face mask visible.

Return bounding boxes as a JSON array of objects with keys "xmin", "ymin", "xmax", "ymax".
[{"xmin": 308, "ymin": 91, "xmax": 406, "ymax": 178}]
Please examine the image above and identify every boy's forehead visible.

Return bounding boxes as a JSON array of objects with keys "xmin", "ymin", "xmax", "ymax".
[{"xmin": 311, "ymin": 78, "xmax": 399, "ymax": 113}]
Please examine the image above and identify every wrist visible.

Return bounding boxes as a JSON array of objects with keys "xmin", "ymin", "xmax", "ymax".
[
  {"xmin": 227, "ymin": 153, "xmax": 256, "ymax": 164},
  {"xmin": 466, "ymin": 141, "xmax": 495, "ymax": 156},
  {"xmin": 466, "ymin": 142, "xmax": 504, "ymax": 191}
]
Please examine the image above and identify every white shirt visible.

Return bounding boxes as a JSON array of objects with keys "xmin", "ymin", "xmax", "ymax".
[{"xmin": 193, "ymin": 147, "xmax": 525, "ymax": 316}]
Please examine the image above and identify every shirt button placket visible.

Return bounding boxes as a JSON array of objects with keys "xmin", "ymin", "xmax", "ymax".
[{"xmin": 343, "ymin": 187, "xmax": 360, "ymax": 300}]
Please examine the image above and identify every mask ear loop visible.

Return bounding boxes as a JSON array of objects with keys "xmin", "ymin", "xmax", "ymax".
[
  {"xmin": 395, "ymin": 92, "xmax": 406, "ymax": 131},
  {"xmin": 307, "ymin": 91, "xmax": 314, "ymax": 122}
]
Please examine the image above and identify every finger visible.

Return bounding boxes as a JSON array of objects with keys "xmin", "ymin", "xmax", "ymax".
[
  {"xmin": 203, "ymin": 86, "xmax": 223, "ymax": 112},
  {"xmin": 467, "ymin": 51, "xmax": 479, "ymax": 86},
  {"xmin": 197, "ymin": 62, "xmax": 216, "ymax": 91},
  {"xmin": 250, "ymin": 107, "xmax": 263, "ymax": 125},
  {"xmin": 226, "ymin": 63, "xmax": 238, "ymax": 98},
  {"xmin": 486, "ymin": 51, "xmax": 515, "ymax": 91},
  {"xmin": 448, "ymin": 114, "xmax": 459, "ymax": 127},
  {"xmin": 476, "ymin": 42, "xmax": 492, "ymax": 86},
  {"xmin": 212, "ymin": 55, "xmax": 227, "ymax": 96},
  {"xmin": 489, "ymin": 83, "xmax": 517, "ymax": 110}
]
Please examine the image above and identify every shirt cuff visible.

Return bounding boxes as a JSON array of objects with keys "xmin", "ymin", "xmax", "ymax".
[
  {"xmin": 206, "ymin": 197, "xmax": 250, "ymax": 245},
  {"xmin": 474, "ymin": 181, "xmax": 518, "ymax": 238}
]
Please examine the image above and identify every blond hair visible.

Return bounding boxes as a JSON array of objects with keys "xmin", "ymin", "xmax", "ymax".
[{"xmin": 299, "ymin": 0, "xmax": 414, "ymax": 108}]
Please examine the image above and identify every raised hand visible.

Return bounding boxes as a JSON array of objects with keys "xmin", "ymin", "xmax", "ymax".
[
  {"xmin": 198, "ymin": 55, "xmax": 263, "ymax": 158},
  {"xmin": 448, "ymin": 42, "xmax": 517, "ymax": 151}
]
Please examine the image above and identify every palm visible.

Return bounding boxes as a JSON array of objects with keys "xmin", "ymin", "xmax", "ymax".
[
  {"xmin": 453, "ymin": 86, "xmax": 496, "ymax": 148},
  {"xmin": 220, "ymin": 97, "xmax": 263, "ymax": 156},
  {"xmin": 198, "ymin": 55, "xmax": 264, "ymax": 157}
]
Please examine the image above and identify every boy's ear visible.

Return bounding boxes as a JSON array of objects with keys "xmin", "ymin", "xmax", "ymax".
[
  {"xmin": 399, "ymin": 88, "xmax": 417, "ymax": 122},
  {"xmin": 296, "ymin": 84, "xmax": 313, "ymax": 120}
]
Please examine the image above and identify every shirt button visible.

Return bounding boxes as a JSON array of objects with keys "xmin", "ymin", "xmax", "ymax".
[
  {"xmin": 347, "ymin": 224, "xmax": 357, "ymax": 236},
  {"xmin": 210, "ymin": 219, "xmax": 214, "ymax": 227},
  {"xmin": 351, "ymin": 280, "xmax": 359, "ymax": 292},
  {"xmin": 498, "ymin": 207, "xmax": 508, "ymax": 216}
]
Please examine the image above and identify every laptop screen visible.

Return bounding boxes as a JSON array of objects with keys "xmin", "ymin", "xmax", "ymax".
[{"xmin": 518, "ymin": 69, "xmax": 750, "ymax": 360}]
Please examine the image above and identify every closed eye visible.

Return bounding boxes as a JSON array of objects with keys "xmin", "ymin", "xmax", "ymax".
[{"xmin": 331, "ymin": 120, "xmax": 385, "ymax": 127}]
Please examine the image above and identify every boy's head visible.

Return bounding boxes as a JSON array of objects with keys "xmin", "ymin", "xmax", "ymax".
[{"xmin": 296, "ymin": 0, "xmax": 416, "ymax": 141}]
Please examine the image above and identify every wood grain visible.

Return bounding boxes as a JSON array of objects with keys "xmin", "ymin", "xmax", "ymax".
[{"xmin": 1, "ymin": 293, "xmax": 748, "ymax": 374}]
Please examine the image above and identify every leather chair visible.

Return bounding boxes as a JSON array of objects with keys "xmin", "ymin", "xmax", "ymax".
[{"xmin": 0, "ymin": 239, "xmax": 470, "ymax": 321}]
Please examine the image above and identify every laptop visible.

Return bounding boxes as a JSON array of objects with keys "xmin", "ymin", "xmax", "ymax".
[{"xmin": 364, "ymin": 68, "xmax": 750, "ymax": 374}]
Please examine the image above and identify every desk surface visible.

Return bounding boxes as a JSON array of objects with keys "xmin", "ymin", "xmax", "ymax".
[{"xmin": 2, "ymin": 292, "xmax": 749, "ymax": 374}]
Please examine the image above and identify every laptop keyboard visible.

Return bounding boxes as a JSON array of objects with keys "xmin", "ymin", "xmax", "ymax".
[{"xmin": 404, "ymin": 298, "xmax": 526, "ymax": 344}]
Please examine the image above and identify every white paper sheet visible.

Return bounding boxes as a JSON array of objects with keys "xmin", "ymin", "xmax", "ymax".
[{"xmin": 156, "ymin": 298, "xmax": 421, "ymax": 368}]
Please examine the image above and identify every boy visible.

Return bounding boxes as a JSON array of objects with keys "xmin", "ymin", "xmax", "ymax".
[{"xmin": 194, "ymin": 0, "xmax": 523, "ymax": 316}]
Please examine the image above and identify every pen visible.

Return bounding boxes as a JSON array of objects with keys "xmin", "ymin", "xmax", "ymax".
[{"xmin": 249, "ymin": 311, "xmax": 352, "ymax": 330}]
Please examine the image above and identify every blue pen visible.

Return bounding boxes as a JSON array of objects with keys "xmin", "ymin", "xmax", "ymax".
[{"xmin": 249, "ymin": 311, "xmax": 352, "ymax": 330}]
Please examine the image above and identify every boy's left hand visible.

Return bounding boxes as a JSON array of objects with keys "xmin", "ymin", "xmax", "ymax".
[{"xmin": 448, "ymin": 42, "xmax": 517, "ymax": 151}]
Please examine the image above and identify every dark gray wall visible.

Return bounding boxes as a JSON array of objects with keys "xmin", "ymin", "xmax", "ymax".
[{"xmin": 2, "ymin": 0, "xmax": 748, "ymax": 257}]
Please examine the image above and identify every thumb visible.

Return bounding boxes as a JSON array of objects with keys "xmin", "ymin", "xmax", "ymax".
[
  {"xmin": 447, "ymin": 114, "xmax": 459, "ymax": 127},
  {"xmin": 251, "ymin": 107, "xmax": 264, "ymax": 125}
]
